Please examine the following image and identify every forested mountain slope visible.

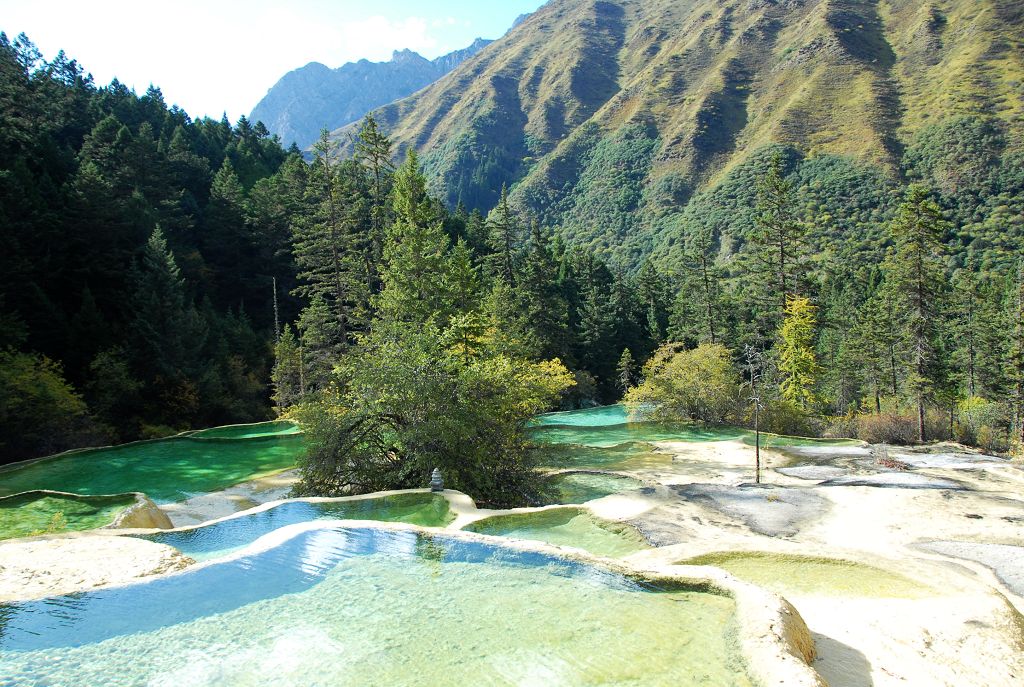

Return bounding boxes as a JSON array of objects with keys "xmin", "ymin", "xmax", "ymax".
[
  {"xmin": 335, "ymin": 0, "xmax": 1024, "ymax": 266},
  {"xmin": 251, "ymin": 39, "xmax": 491, "ymax": 150}
]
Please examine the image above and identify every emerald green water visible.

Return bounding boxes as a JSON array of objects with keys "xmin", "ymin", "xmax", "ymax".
[
  {"xmin": 142, "ymin": 493, "xmax": 454, "ymax": 561},
  {"xmin": 0, "ymin": 492, "xmax": 137, "ymax": 540},
  {"xmin": 546, "ymin": 472, "xmax": 645, "ymax": 504},
  {"xmin": 465, "ymin": 508, "xmax": 650, "ymax": 558},
  {"xmin": 0, "ymin": 527, "xmax": 751, "ymax": 686},
  {"xmin": 535, "ymin": 406, "xmax": 859, "ymax": 473},
  {"xmin": 189, "ymin": 421, "xmax": 301, "ymax": 439},
  {"xmin": 531, "ymin": 405, "xmax": 634, "ymax": 427},
  {"xmin": 679, "ymin": 552, "xmax": 932, "ymax": 598},
  {"xmin": 0, "ymin": 435, "xmax": 305, "ymax": 504}
]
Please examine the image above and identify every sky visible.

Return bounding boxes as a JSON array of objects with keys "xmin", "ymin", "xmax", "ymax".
[{"xmin": 0, "ymin": 0, "xmax": 546, "ymax": 121}]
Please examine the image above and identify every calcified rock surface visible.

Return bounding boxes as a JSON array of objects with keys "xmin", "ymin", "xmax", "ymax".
[
  {"xmin": 610, "ymin": 439, "xmax": 1024, "ymax": 687},
  {"xmin": 0, "ymin": 536, "xmax": 193, "ymax": 602}
]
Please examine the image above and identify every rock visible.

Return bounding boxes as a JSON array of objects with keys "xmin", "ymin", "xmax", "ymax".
[
  {"xmin": 776, "ymin": 466, "xmax": 848, "ymax": 481},
  {"xmin": 819, "ymin": 473, "xmax": 965, "ymax": 490},
  {"xmin": 0, "ymin": 536, "xmax": 194, "ymax": 602},
  {"xmin": 917, "ymin": 541, "xmax": 1024, "ymax": 597},
  {"xmin": 674, "ymin": 484, "xmax": 829, "ymax": 537}
]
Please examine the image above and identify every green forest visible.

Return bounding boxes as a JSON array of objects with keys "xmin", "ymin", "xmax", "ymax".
[{"xmin": 1, "ymin": 33, "xmax": 1022, "ymax": 501}]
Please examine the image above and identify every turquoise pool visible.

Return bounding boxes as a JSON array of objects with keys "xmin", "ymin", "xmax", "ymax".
[
  {"xmin": 0, "ymin": 526, "xmax": 752, "ymax": 686},
  {"xmin": 140, "ymin": 493, "xmax": 454, "ymax": 561},
  {"xmin": 0, "ymin": 430, "xmax": 305, "ymax": 504}
]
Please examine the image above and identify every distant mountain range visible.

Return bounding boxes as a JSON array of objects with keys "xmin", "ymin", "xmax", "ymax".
[
  {"xmin": 332, "ymin": 0, "xmax": 1024, "ymax": 263},
  {"xmin": 250, "ymin": 38, "xmax": 492, "ymax": 149}
]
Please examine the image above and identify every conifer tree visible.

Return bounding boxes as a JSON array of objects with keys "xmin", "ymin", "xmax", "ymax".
[
  {"xmin": 376, "ymin": 152, "xmax": 451, "ymax": 325},
  {"xmin": 354, "ymin": 115, "xmax": 394, "ymax": 281},
  {"xmin": 516, "ymin": 223, "xmax": 570, "ymax": 361},
  {"xmin": 1011, "ymin": 262, "xmax": 1024, "ymax": 443},
  {"xmin": 616, "ymin": 348, "xmax": 635, "ymax": 394},
  {"xmin": 887, "ymin": 185, "xmax": 949, "ymax": 441},
  {"xmin": 752, "ymin": 153, "xmax": 806, "ymax": 325},
  {"xmin": 292, "ymin": 129, "xmax": 365, "ymax": 351},
  {"xmin": 486, "ymin": 184, "xmax": 521, "ymax": 284},
  {"xmin": 271, "ymin": 325, "xmax": 303, "ymax": 411},
  {"xmin": 685, "ymin": 226, "xmax": 721, "ymax": 344}
]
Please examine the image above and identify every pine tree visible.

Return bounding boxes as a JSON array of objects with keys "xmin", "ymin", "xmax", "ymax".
[
  {"xmin": 486, "ymin": 184, "xmax": 521, "ymax": 284},
  {"xmin": 271, "ymin": 325, "xmax": 303, "ymax": 411},
  {"xmin": 616, "ymin": 348, "xmax": 635, "ymax": 395},
  {"xmin": 291, "ymin": 129, "xmax": 365, "ymax": 352},
  {"xmin": 752, "ymin": 153, "xmax": 806, "ymax": 325},
  {"xmin": 777, "ymin": 295, "xmax": 820, "ymax": 410},
  {"xmin": 1011, "ymin": 262, "xmax": 1024, "ymax": 443},
  {"xmin": 354, "ymin": 115, "xmax": 394, "ymax": 284},
  {"xmin": 634, "ymin": 259, "xmax": 671, "ymax": 348},
  {"xmin": 445, "ymin": 240, "xmax": 486, "ymax": 360},
  {"xmin": 516, "ymin": 223, "xmax": 570, "ymax": 361},
  {"xmin": 376, "ymin": 152, "xmax": 451, "ymax": 325},
  {"xmin": 685, "ymin": 226, "xmax": 721, "ymax": 344},
  {"xmin": 887, "ymin": 185, "xmax": 949, "ymax": 441}
]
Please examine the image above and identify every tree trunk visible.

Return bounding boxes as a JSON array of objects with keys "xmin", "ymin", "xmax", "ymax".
[{"xmin": 918, "ymin": 394, "xmax": 926, "ymax": 443}]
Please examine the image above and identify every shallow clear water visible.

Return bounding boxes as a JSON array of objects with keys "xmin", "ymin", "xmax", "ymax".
[
  {"xmin": 0, "ymin": 435, "xmax": 305, "ymax": 504},
  {"xmin": 543, "ymin": 441, "xmax": 675, "ymax": 472},
  {"xmin": 531, "ymin": 405, "xmax": 632, "ymax": 427},
  {"xmin": 546, "ymin": 472, "xmax": 645, "ymax": 504},
  {"xmin": 189, "ymin": 421, "xmax": 301, "ymax": 439},
  {"xmin": 141, "ymin": 493, "xmax": 454, "ymax": 561},
  {"xmin": 534, "ymin": 406, "xmax": 859, "ymax": 474},
  {"xmin": 0, "ymin": 527, "xmax": 750, "ymax": 687},
  {"xmin": 464, "ymin": 508, "xmax": 650, "ymax": 558},
  {"xmin": 0, "ymin": 493, "xmax": 137, "ymax": 540},
  {"xmin": 679, "ymin": 552, "xmax": 932, "ymax": 598}
]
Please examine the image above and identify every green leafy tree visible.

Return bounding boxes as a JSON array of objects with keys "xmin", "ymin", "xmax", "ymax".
[
  {"xmin": 293, "ymin": 322, "xmax": 574, "ymax": 507},
  {"xmin": 777, "ymin": 295, "xmax": 820, "ymax": 411},
  {"xmin": 624, "ymin": 343, "xmax": 739, "ymax": 424}
]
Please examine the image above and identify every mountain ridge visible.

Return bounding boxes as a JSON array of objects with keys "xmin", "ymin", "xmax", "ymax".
[
  {"xmin": 251, "ymin": 38, "xmax": 493, "ymax": 149},
  {"xmin": 333, "ymin": 0, "xmax": 1024, "ymax": 264}
]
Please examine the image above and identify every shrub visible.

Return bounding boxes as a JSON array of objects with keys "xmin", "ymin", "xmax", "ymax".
[
  {"xmin": 822, "ymin": 413, "xmax": 859, "ymax": 439},
  {"xmin": 624, "ymin": 343, "xmax": 740, "ymax": 424},
  {"xmin": 977, "ymin": 426, "xmax": 1013, "ymax": 455},
  {"xmin": 856, "ymin": 413, "xmax": 918, "ymax": 444}
]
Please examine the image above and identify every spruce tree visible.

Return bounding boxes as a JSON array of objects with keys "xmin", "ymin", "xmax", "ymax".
[
  {"xmin": 292, "ymin": 129, "xmax": 365, "ymax": 351},
  {"xmin": 354, "ymin": 115, "xmax": 394, "ymax": 282},
  {"xmin": 271, "ymin": 325, "xmax": 303, "ymax": 411},
  {"xmin": 616, "ymin": 348, "xmax": 635, "ymax": 395},
  {"xmin": 486, "ymin": 184, "xmax": 521, "ymax": 285},
  {"xmin": 887, "ymin": 185, "xmax": 949, "ymax": 441},
  {"xmin": 375, "ymin": 152, "xmax": 451, "ymax": 325},
  {"xmin": 516, "ymin": 223, "xmax": 570, "ymax": 361},
  {"xmin": 752, "ymin": 153, "xmax": 806, "ymax": 326}
]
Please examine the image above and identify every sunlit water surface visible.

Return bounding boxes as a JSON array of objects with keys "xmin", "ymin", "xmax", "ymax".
[{"xmin": 0, "ymin": 527, "xmax": 751, "ymax": 687}]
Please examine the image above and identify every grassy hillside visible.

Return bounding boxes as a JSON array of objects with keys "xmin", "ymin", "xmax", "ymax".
[{"xmin": 335, "ymin": 0, "xmax": 1023, "ymax": 266}]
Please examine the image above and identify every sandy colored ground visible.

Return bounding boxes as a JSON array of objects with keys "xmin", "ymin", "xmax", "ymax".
[{"xmin": 0, "ymin": 535, "xmax": 193, "ymax": 602}]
